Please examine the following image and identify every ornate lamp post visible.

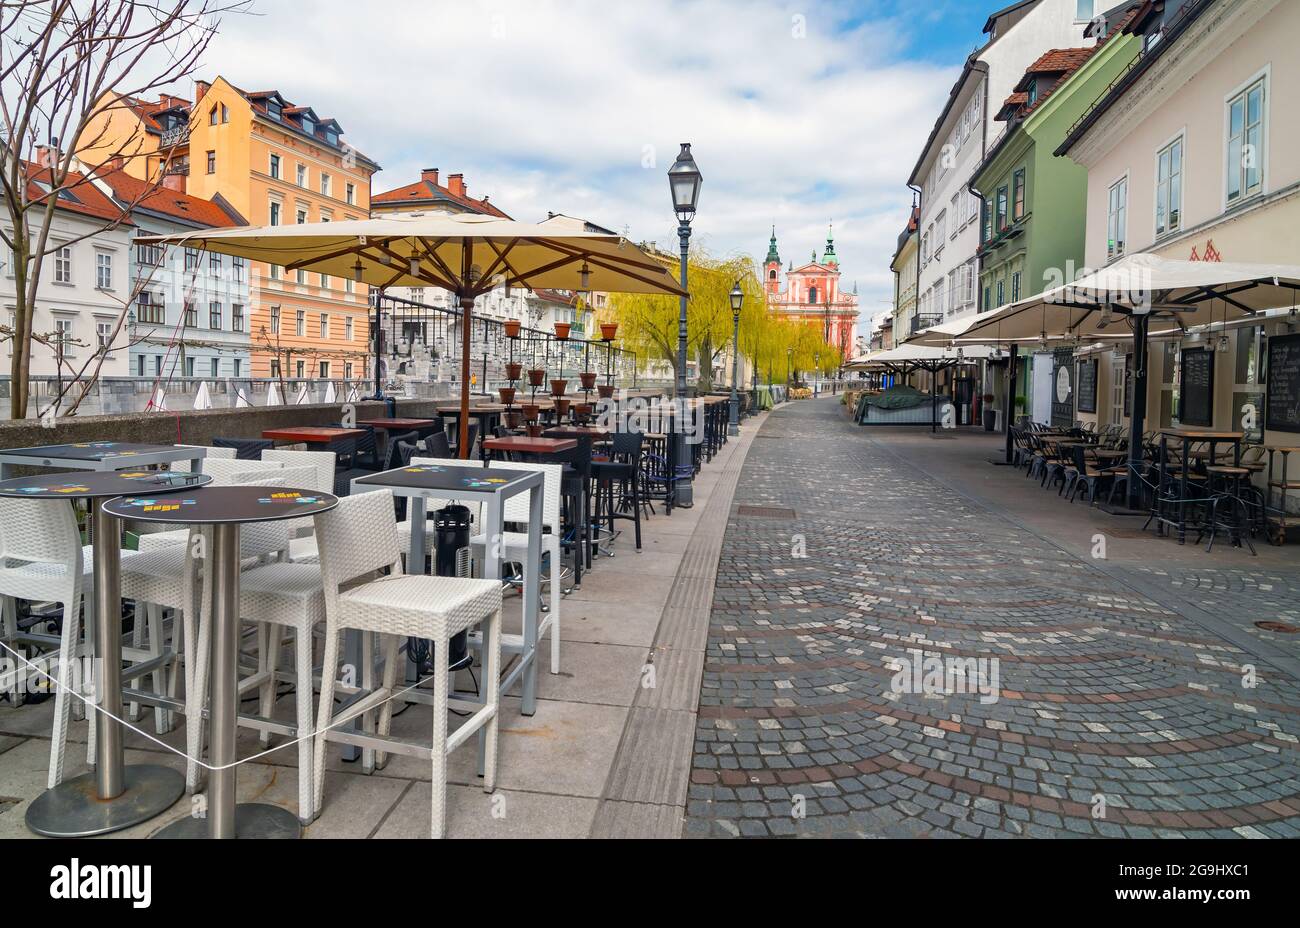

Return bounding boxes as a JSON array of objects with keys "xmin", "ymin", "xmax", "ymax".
[
  {"xmin": 668, "ymin": 142, "xmax": 702, "ymax": 507},
  {"xmin": 728, "ymin": 281, "xmax": 743, "ymax": 436}
]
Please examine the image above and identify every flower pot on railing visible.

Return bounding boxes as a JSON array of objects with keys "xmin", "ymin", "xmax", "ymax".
[
  {"xmin": 505, "ymin": 411, "xmax": 523, "ymax": 430},
  {"xmin": 521, "ymin": 403, "xmax": 541, "ymax": 422},
  {"xmin": 554, "ymin": 322, "xmax": 571, "ymax": 340},
  {"xmin": 549, "ymin": 379, "xmax": 568, "ymax": 397},
  {"xmin": 597, "ymin": 384, "xmax": 615, "ymax": 399},
  {"xmin": 498, "ymin": 387, "xmax": 516, "ymax": 406},
  {"xmin": 506, "ymin": 362, "xmax": 522, "ymax": 381},
  {"xmin": 527, "ymin": 424, "xmax": 543, "ymax": 438},
  {"xmin": 574, "ymin": 403, "xmax": 592, "ymax": 421},
  {"xmin": 554, "ymin": 398, "xmax": 571, "ymax": 419},
  {"xmin": 580, "ymin": 371, "xmax": 597, "ymax": 390},
  {"xmin": 527, "ymin": 369, "xmax": 545, "ymax": 387},
  {"xmin": 504, "ymin": 319, "xmax": 521, "ymax": 339},
  {"xmin": 600, "ymin": 323, "xmax": 618, "ymax": 341}
]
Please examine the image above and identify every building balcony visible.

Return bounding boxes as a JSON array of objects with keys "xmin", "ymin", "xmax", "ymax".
[{"xmin": 910, "ymin": 313, "xmax": 942, "ymax": 335}]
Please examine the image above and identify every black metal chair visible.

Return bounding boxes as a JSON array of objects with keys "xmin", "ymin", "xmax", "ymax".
[
  {"xmin": 213, "ymin": 437, "xmax": 274, "ymax": 460},
  {"xmin": 422, "ymin": 431, "xmax": 451, "ymax": 458},
  {"xmin": 590, "ymin": 431, "xmax": 643, "ymax": 553}
]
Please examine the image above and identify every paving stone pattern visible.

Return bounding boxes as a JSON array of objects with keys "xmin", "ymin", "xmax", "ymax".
[{"xmin": 685, "ymin": 400, "xmax": 1300, "ymax": 838}]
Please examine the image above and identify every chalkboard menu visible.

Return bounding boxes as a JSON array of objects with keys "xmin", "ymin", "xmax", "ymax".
[
  {"xmin": 1076, "ymin": 359, "xmax": 1098, "ymax": 414},
  {"xmin": 1266, "ymin": 332, "xmax": 1300, "ymax": 433},
  {"xmin": 1050, "ymin": 349, "xmax": 1074, "ymax": 427},
  {"xmin": 1179, "ymin": 347, "xmax": 1214, "ymax": 427}
]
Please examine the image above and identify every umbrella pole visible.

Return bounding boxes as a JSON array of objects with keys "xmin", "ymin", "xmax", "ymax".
[
  {"xmin": 1125, "ymin": 311, "xmax": 1151, "ymax": 511},
  {"xmin": 459, "ymin": 293, "xmax": 473, "ymax": 459},
  {"xmin": 1005, "ymin": 345, "xmax": 1019, "ymax": 464}
]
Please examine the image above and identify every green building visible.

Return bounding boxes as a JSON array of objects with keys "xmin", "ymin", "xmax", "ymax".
[{"xmin": 972, "ymin": 30, "xmax": 1141, "ymax": 315}]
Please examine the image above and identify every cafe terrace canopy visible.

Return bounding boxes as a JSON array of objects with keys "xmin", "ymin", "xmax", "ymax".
[
  {"xmin": 949, "ymin": 253, "xmax": 1300, "ymax": 507},
  {"xmin": 138, "ymin": 213, "xmax": 687, "ymax": 455},
  {"xmin": 846, "ymin": 343, "xmax": 997, "ymax": 433}
]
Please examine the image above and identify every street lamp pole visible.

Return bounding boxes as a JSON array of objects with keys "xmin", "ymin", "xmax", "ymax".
[
  {"xmin": 814, "ymin": 351, "xmax": 820, "ymax": 397},
  {"xmin": 728, "ymin": 281, "xmax": 742, "ymax": 436},
  {"xmin": 668, "ymin": 143, "xmax": 702, "ymax": 508},
  {"xmin": 786, "ymin": 347, "xmax": 793, "ymax": 389}
]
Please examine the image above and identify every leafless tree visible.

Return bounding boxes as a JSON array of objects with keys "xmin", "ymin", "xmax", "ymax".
[{"xmin": 1, "ymin": 0, "xmax": 245, "ymax": 418}]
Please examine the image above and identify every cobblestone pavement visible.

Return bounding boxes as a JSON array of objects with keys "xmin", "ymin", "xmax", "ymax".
[{"xmin": 685, "ymin": 399, "xmax": 1300, "ymax": 838}]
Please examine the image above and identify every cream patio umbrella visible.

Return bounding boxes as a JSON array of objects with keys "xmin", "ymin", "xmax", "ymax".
[
  {"xmin": 138, "ymin": 213, "xmax": 686, "ymax": 457},
  {"xmin": 851, "ymin": 343, "xmax": 997, "ymax": 433},
  {"xmin": 951, "ymin": 254, "xmax": 1300, "ymax": 507}
]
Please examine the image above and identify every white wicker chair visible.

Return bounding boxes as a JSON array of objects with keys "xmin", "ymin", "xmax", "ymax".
[
  {"xmin": 472, "ymin": 461, "xmax": 564, "ymax": 674},
  {"xmin": 311, "ymin": 489, "xmax": 503, "ymax": 838},
  {"xmin": 0, "ymin": 498, "xmax": 93, "ymax": 788}
]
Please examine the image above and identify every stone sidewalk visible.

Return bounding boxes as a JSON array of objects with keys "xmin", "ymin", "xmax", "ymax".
[
  {"xmin": 685, "ymin": 398, "xmax": 1300, "ymax": 838},
  {"xmin": 0, "ymin": 414, "xmax": 765, "ymax": 839}
]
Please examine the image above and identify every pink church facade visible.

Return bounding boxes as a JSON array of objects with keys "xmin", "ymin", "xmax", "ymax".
[{"xmin": 763, "ymin": 227, "xmax": 859, "ymax": 362}]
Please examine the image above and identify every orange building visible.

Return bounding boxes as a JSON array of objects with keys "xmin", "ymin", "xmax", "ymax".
[
  {"xmin": 763, "ymin": 226, "xmax": 858, "ymax": 361},
  {"xmin": 81, "ymin": 78, "xmax": 381, "ymax": 380}
]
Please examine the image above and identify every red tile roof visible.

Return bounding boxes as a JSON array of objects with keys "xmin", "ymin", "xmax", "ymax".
[
  {"xmin": 372, "ymin": 175, "xmax": 511, "ymax": 219},
  {"xmin": 23, "ymin": 163, "xmax": 133, "ymax": 226},
  {"xmin": 97, "ymin": 170, "xmax": 244, "ymax": 228}
]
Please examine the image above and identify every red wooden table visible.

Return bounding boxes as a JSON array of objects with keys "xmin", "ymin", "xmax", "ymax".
[
  {"xmin": 359, "ymin": 418, "xmax": 438, "ymax": 431},
  {"xmin": 482, "ymin": 436, "xmax": 577, "ymax": 459},
  {"xmin": 262, "ymin": 427, "xmax": 366, "ymax": 445}
]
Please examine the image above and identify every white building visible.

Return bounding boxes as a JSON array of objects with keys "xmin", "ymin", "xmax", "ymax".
[
  {"xmin": 2, "ymin": 165, "xmax": 134, "ymax": 381},
  {"xmin": 908, "ymin": 0, "xmax": 1098, "ymax": 332}
]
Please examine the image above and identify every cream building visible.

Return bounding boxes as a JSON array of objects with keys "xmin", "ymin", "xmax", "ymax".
[{"xmin": 1058, "ymin": 0, "xmax": 1298, "ymax": 449}]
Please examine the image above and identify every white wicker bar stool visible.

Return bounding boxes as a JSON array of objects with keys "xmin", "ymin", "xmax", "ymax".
[
  {"xmin": 311, "ymin": 489, "xmax": 503, "ymax": 838},
  {"xmin": 471, "ymin": 461, "xmax": 564, "ymax": 674},
  {"xmin": 0, "ymin": 498, "xmax": 94, "ymax": 789}
]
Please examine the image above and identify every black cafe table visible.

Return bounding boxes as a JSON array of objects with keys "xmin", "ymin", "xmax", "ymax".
[
  {"xmin": 352, "ymin": 463, "xmax": 544, "ymax": 716},
  {"xmin": 102, "ymin": 485, "xmax": 338, "ymax": 840},
  {"xmin": 0, "ymin": 441, "xmax": 206, "ymax": 480},
  {"xmin": 0, "ymin": 469, "xmax": 211, "ymax": 837}
]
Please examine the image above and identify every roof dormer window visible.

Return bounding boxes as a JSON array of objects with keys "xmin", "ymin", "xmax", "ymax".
[
  {"xmin": 1026, "ymin": 80, "xmax": 1037, "ymax": 106},
  {"xmin": 266, "ymin": 100, "xmax": 281, "ymax": 120},
  {"xmin": 301, "ymin": 115, "xmax": 314, "ymax": 136}
]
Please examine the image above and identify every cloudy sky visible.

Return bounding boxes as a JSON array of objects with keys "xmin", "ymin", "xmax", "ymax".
[{"xmin": 200, "ymin": 0, "xmax": 993, "ymax": 338}]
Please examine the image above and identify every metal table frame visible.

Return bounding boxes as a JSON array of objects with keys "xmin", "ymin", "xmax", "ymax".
[{"xmin": 351, "ymin": 465, "xmax": 545, "ymax": 716}]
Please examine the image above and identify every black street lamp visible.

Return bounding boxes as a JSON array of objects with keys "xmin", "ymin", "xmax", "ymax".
[
  {"xmin": 728, "ymin": 281, "xmax": 743, "ymax": 436},
  {"xmin": 669, "ymin": 142, "xmax": 702, "ymax": 507},
  {"xmin": 814, "ymin": 351, "xmax": 821, "ymax": 397},
  {"xmin": 786, "ymin": 346, "xmax": 793, "ymax": 388}
]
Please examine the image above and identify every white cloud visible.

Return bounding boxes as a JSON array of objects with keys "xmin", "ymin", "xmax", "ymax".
[{"xmin": 201, "ymin": 0, "xmax": 957, "ymax": 337}]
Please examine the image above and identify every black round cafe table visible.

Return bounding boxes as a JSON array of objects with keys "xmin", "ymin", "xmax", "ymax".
[
  {"xmin": 0, "ymin": 469, "xmax": 211, "ymax": 837},
  {"xmin": 101, "ymin": 485, "xmax": 339, "ymax": 840}
]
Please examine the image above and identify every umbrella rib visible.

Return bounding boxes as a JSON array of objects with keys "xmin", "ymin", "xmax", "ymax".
[
  {"xmin": 477, "ymin": 238, "xmax": 519, "ymax": 287},
  {"xmin": 285, "ymin": 242, "xmax": 367, "ymax": 271},
  {"xmin": 510, "ymin": 252, "xmax": 586, "ymax": 283},
  {"xmin": 534, "ymin": 237, "xmax": 669, "ymax": 274},
  {"xmin": 582, "ymin": 253, "xmax": 689, "ymax": 294},
  {"xmin": 483, "ymin": 238, "xmax": 530, "ymax": 290},
  {"xmin": 418, "ymin": 238, "xmax": 462, "ymax": 288}
]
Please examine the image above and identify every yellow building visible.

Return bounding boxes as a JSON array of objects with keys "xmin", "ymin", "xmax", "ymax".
[{"xmin": 81, "ymin": 78, "xmax": 381, "ymax": 380}]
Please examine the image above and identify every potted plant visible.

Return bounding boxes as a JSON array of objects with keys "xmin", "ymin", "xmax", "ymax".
[
  {"xmin": 982, "ymin": 393, "xmax": 997, "ymax": 431},
  {"xmin": 600, "ymin": 322, "xmax": 618, "ymax": 341},
  {"xmin": 550, "ymin": 378, "xmax": 568, "ymax": 397},
  {"xmin": 521, "ymin": 403, "xmax": 541, "ymax": 421},
  {"xmin": 554, "ymin": 321, "xmax": 571, "ymax": 341},
  {"xmin": 498, "ymin": 387, "xmax": 516, "ymax": 406},
  {"xmin": 505, "ymin": 410, "xmax": 523, "ymax": 430},
  {"xmin": 580, "ymin": 371, "xmax": 598, "ymax": 390},
  {"xmin": 554, "ymin": 397, "xmax": 571, "ymax": 419},
  {"xmin": 527, "ymin": 368, "xmax": 546, "ymax": 387},
  {"xmin": 504, "ymin": 319, "xmax": 521, "ymax": 339},
  {"xmin": 506, "ymin": 361, "xmax": 522, "ymax": 381},
  {"xmin": 597, "ymin": 384, "xmax": 615, "ymax": 399}
]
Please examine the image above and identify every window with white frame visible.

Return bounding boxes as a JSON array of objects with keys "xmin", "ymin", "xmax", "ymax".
[
  {"xmin": 96, "ymin": 320, "xmax": 112, "ymax": 349},
  {"xmin": 95, "ymin": 251, "xmax": 113, "ymax": 289},
  {"xmin": 1226, "ymin": 77, "xmax": 1265, "ymax": 205},
  {"xmin": 1107, "ymin": 176, "xmax": 1127, "ymax": 260},
  {"xmin": 295, "ymin": 359, "xmax": 305, "ymax": 378},
  {"xmin": 269, "ymin": 153, "xmax": 281, "ymax": 179},
  {"xmin": 345, "ymin": 361, "xmax": 353, "ymax": 379},
  {"xmin": 935, "ymin": 279, "xmax": 946, "ymax": 317},
  {"xmin": 269, "ymin": 201, "xmax": 281, "ymax": 226},
  {"xmin": 950, "ymin": 193, "xmax": 961, "ymax": 236},
  {"xmin": 270, "ymin": 305, "xmax": 281, "ymax": 334},
  {"xmin": 232, "ymin": 303, "xmax": 244, "ymax": 332},
  {"xmin": 319, "ymin": 313, "xmax": 328, "ymax": 339},
  {"xmin": 345, "ymin": 316, "xmax": 354, "ymax": 340},
  {"xmin": 947, "ymin": 269, "xmax": 959, "ymax": 313},
  {"xmin": 1155, "ymin": 136, "xmax": 1182, "ymax": 237},
  {"xmin": 935, "ymin": 209, "xmax": 947, "ymax": 248},
  {"xmin": 1075, "ymin": 0, "xmax": 1093, "ymax": 21},
  {"xmin": 320, "ymin": 173, "xmax": 331, "ymax": 196},
  {"xmin": 54, "ymin": 317, "xmax": 73, "ymax": 358},
  {"xmin": 210, "ymin": 358, "xmax": 219, "ymax": 377},
  {"xmin": 319, "ymin": 361, "xmax": 330, "ymax": 378},
  {"xmin": 293, "ymin": 310, "xmax": 304, "ymax": 336},
  {"xmin": 54, "ymin": 244, "xmax": 72, "ymax": 283},
  {"xmin": 964, "ymin": 260, "xmax": 977, "ymax": 306},
  {"xmin": 297, "ymin": 163, "xmax": 307, "ymax": 187}
]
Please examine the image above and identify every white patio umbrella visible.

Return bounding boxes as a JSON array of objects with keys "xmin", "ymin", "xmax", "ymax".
[
  {"xmin": 137, "ymin": 213, "xmax": 686, "ymax": 457},
  {"xmin": 951, "ymin": 254, "xmax": 1300, "ymax": 506},
  {"xmin": 265, "ymin": 382, "xmax": 283, "ymax": 407},
  {"xmin": 147, "ymin": 386, "xmax": 167, "ymax": 412},
  {"xmin": 323, "ymin": 380, "xmax": 337, "ymax": 404},
  {"xmin": 193, "ymin": 380, "xmax": 213, "ymax": 411},
  {"xmin": 234, "ymin": 386, "xmax": 251, "ymax": 408},
  {"xmin": 345, "ymin": 384, "xmax": 360, "ymax": 403},
  {"xmin": 294, "ymin": 383, "xmax": 311, "ymax": 405}
]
